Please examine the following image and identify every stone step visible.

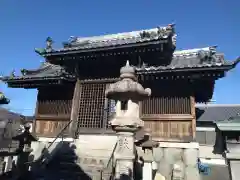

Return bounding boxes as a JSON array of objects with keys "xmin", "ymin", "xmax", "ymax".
[
  {"xmin": 58, "ymin": 169, "xmax": 101, "ymax": 180},
  {"xmin": 32, "ymin": 135, "xmax": 117, "ymax": 180},
  {"xmin": 57, "ymin": 166, "xmax": 112, "ymax": 180},
  {"xmin": 36, "ymin": 159, "xmax": 113, "ymax": 180}
]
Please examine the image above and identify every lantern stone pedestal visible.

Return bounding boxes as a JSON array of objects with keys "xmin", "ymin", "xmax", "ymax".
[{"xmin": 105, "ymin": 61, "xmax": 151, "ymax": 180}]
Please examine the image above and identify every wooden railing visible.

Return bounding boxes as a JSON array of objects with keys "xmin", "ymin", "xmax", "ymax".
[
  {"xmin": 100, "ymin": 141, "xmax": 118, "ymax": 180},
  {"xmin": 25, "ymin": 120, "xmax": 74, "ymax": 168}
]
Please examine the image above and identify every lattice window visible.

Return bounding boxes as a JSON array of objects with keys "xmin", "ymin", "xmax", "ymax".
[
  {"xmin": 106, "ymin": 99, "xmax": 116, "ymax": 128},
  {"xmin": 142, "ymin": 96, "xmax": 191, "ymax": 114},
  {"xmin": 77, "ymin": 83, "xmax": 112, "ymax": 129}
]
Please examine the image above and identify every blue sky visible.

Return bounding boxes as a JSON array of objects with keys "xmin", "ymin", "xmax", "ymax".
[{"xmin": 0, "ymin": 0, "xmax": 239, "ymax": 115}]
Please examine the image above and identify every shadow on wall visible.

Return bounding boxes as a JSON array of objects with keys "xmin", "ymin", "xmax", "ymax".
[{"xmin": 19, "ymin": 142, "xmax": 92, "ymax": 180}]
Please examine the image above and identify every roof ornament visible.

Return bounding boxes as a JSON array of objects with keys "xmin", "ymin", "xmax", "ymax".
[
  {"xmin": 140, "ymin": 31, "xmax": 152, "ymax": 39},
  {"xmin": 20, "ymin": 69, "xmax": 27, "ymax": 76},
  {"xmin": 10, "ymin": 70, "xmax": 15, "ymax": 78},
  {"xmin": 46, "ymin": 37, "xmax": 53, "ymax": 52},
  {"xmin": 34, "ymin": 37, "xmax": 53, "ymax": 56},
  {"xmin": 157, "ymin": 23, "xmax": 175, "ymax": 38},
  {"xmin": 69, "ymin": 36, "xmax": 78, "ymax": 43},
  {"xmin": 35, "ymin": 48, "xmax": 46, "ymax": 56},
  {"xmin": 198, "ymin": 46, "xmax": 219, "ymax": 64},
  {"xmin": 63, "ymin": 36, "xmax": 77, "ymax": 48}
]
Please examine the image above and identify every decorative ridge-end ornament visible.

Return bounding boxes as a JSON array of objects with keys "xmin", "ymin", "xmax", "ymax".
[
  {"xmin": 10, "ymin": 70, "xmax": 15, "ymax": 78},
  {"xmin": 34, "ymin": 48, "xmax": 46, "ymax": 56},
  {"xmin": 46, "ymin": 37, "xmax": 53, "ymax": 52},
  {"xmin": 21, "ymin": 69, "xmax": 27, "ymax": 76},
  {"xmin": 34, "ymin": 37, "xmax": 54, "ymax": 56},
  {"xmin": 105, "ymin": 60, "xmax": 151, "ymax": 101}
]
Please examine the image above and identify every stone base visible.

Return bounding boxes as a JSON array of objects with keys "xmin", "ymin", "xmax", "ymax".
[
  {"xmin": 229, "ymin": 160, "xmax": 240, "ymax": 180},
  {"xmin": 115, "ymin": 159, "xmax": 134, "ymax": 180},
  {"xmin": 153, "ymin": 142, "xmax": 200, "ymax": 180}
]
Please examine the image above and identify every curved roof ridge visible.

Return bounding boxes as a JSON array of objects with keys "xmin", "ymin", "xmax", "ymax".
[
  {"xmin": 173, "ymin": 46, "xmax": 217, "ymax": 56},
  {"xmin": 73, "ymin": 24, "xmax": 175, "ymax": 45},
  {"xmin": 25, "ymin": 62, "xmax": 62, "ymax": 74}
]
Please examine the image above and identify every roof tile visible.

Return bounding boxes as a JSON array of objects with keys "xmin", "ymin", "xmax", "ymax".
[
  {"xmin": 2, "ymin": 62, "xmax": 75, "ymax": 82},
  {"xmin": 53, "ymin": 24, "xmax": 176, "ymax": 53},
  {"xmin": 136, "ymin": 46, "xmax": 235, "ymax": 73},
  {"xmin": 196, "ymin": 104, "xmax": 240, "ymax": 122}
]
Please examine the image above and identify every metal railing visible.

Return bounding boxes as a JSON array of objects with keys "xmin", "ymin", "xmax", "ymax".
[
  {"xmin": 24, "ymin": 119, "xmax": 118, "ymax": 180},
  {"xmin": 27, "ymin": 119, "xmax": 73, "ymax": 165},
  {"xmin": 100, "ymin": 141, "xmax": 118, "ymax": 180}
]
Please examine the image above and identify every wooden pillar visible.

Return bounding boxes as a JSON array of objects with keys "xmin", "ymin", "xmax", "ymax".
[
  {"xmin": 69, "ymin": 79, "xmax": 82, "ymax": 138},
  {"xmin": 190, "ymin": 96, "xmax": 196, "ymax": 140},
  {"xmin": 32, "ymin": 90, "xmax": 39, "ymax": 135}
]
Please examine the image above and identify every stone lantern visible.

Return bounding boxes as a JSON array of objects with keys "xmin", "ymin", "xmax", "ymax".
[{"xmin": 105, "ymin": 61, "xmax": 151, "ymax": 180}]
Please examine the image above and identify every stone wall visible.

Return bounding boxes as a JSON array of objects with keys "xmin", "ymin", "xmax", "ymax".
[
  {"xmin": 153, "ymin": 142, "xmax": 200, "ymax": 180},
  {"xmin": 31, "ymin": 135, "xmax": 118, "ymax": 167},
  {"xmin": 226, "ymin": 142, "xmax": 240, "ymax": 180}
]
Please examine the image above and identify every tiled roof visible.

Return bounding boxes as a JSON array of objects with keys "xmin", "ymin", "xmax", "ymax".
[
  {"xmin": 136, "ymin": 46, "xmax": 240, "ymax": 73},
  {"xmin": 196, "ymin": 104, "xmax": 240, "ymax": 122},
  {"xmin": 215, "ymin": 114, "xmax": 240, "ymax": 131},
  {"xmin": 2, "ymin": 62, "xmax": 75, "ymax": 82},
  {"xmin": 45, "ymin": 24, "xmax": 176, "ymax": 54},
  {"xmin": 3, "ymin": 47, "xmax": 239, "ymax": 83}
]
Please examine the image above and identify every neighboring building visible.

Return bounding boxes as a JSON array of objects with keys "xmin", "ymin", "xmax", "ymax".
[
  {"xmin": 0, "ymin": 107, "xmax": 30, "ymax": 175},
  {"xmin": 196, "ymin": 104, "xmax": 240, "ymax": 145},
  {"xmin": 2, "ymin": 24, "xmax": 240, "ymax": 179},
  {"xmin": 195, "ymin": 104, "xmax": 240, "ymax": 180},
  {"xmin": 215, "ymin": 114, "xmax": 240, "ymax": 180},
  {"xmin": 0, "ymin": 92, "xmax": 34, "ymax": 176}
]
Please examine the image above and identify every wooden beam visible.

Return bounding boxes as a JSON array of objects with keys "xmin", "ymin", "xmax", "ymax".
[
  {"xmin": 77, "ymin": 128, "xmax": 115, "ymax": 134},
  {"xmin": 80, "ymin": 78, "xmax": 119, "ymax": 84},
  {"xmin": 35, "ymin": 114, "xmax": 70, "ymax": 120},
  {"xmin": 32, "ymin": 95, "xmax": 39, "ymax": 135},
  {"xmin": 69, "ymin": 79, "xmax": 82, "ymax": 137},
  {"xmin": 152, "ymin": 136, "xmax": 194, "ymax": 143},
  {"xmin": 47, "ymin": 40, "xmax": 169, "ymax": 57},
  {"xmin": 141, "ymin": 114, "xmax": 193, "ymax": 121},
  {"xmin": 190, "ymin": 96, "xmax": 196, "ymax": 139}
]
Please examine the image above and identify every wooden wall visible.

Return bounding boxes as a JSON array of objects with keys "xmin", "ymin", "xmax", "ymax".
[
  {"xmin": 33, "ymin": 84, "xmax": 74, "ymax": 137},
  {"xmin": 140, "ymin": 80, "xmax": 196, "ymax": 142},
  {"xmin": 33, "ymin": 79, "xmax": 197, "ymax": 141}
]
